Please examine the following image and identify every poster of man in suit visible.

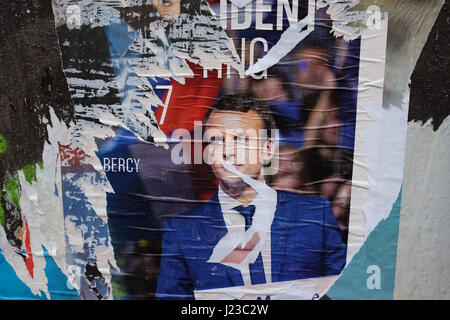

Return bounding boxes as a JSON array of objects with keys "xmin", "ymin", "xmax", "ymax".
[
  {"xmin": 45, "ymin": 0, "xmax": 388, "ymax": 299},
  {"xmin": 156, "ymin": 94, "xmax": 347, "ymax": 299}
]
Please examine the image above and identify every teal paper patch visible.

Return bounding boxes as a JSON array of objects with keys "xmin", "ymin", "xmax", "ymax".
[{"xmin": 327, "ymin": 190, "xmax": 402, "ymax": 300}]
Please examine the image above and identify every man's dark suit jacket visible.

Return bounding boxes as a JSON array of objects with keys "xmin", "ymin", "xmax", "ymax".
[{"xmin": 156, "ymin": 190, "xmax": 347, "ymax": 299}]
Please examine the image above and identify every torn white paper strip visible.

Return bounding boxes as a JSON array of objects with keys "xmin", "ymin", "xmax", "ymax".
[{"xmin": 208, "ymin": 160, "xmax": 276, "ymax": 273}]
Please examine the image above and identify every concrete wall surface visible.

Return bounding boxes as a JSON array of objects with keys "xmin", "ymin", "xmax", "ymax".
[{"xmin": 395, "ymin": 2, "xmax": 449, "ymax": 300}]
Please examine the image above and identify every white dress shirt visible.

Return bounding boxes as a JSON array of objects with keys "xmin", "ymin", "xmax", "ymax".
[{"xmin": 218, "ymin": 185, "xmax": 273, "ymax": 285}]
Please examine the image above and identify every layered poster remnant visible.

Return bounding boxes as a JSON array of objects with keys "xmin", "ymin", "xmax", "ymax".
[{"xmin": 0, "ymin": 0, "xmax": 429, "ymax": 300}]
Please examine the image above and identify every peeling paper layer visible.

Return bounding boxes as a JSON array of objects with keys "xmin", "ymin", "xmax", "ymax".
[{"xmin": 0, "ymin": 0, "xmax": 444, "ymax": 300}]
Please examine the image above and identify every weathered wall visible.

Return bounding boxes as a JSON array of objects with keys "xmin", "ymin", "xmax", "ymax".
[
  {"xmin": 394, "ymin": 2, "xmax": 450, "ymax": 300},
  {"xmin": 0, "ymin": 0, "xmax": 74, "ymax": 181},
  {"xmin": 0, "ymin": 0, "xmax": 448, "ymax": 300}
]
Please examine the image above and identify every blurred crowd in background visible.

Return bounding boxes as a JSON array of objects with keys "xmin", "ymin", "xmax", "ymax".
[{"xmin": 217, "ymin": 4, "xmax": 360, "ymax": 241}]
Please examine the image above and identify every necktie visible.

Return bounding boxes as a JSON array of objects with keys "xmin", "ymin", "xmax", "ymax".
[
  {"xmin": 233, "ymin": 205, "xmax": 256, "ymax": 231},
  {"xmin": 233, "ymin": 205, "xmax": 266, "ymax": 285}
]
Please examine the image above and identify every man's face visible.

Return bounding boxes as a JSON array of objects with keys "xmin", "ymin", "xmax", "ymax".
[
  {"xmin": 296, "ymin": 48, "xmax": 334, "ymax": 95},
  {"xmin": 204, "ymin": 109, "xmax": 274, "ymax": 189},
  {"xmin": 252, "ymin": 77, "xmax": 288, "ymax": 103},
  {"xmin": 151, "ymin": 0, "xmax": 181, "ymax": 21},
  {"xmin": 270, "ymin": 146, "xmax": 304, "ymax": 192}
]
